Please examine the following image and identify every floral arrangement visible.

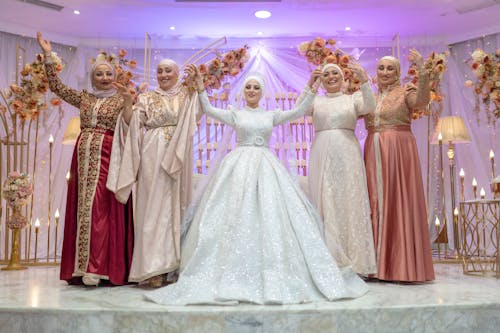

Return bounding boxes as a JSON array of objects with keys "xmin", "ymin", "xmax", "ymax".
[
  {"xmin": 2, "ymin": 52, "xmax": 64, "ymax": 121},
  {"xmin": 2, "ymin": 171, "xmax": 34, "ymax": 208},
  {"xmin": 466, "ymin": 48, "xmax": 500, "ymax": 121},
  {"xmin": 197, "ymin": 45, "xmax": 250, "ymax": 92},
  {"xmin": 406, "ymin": 51, "xmax": 448, "ymax": 120},
  {"xmin": 298, "ymin": 37, "xmax": 361, "ymax": 94},
  {"xmin": 91, "ymin": 49, "xmax": 138, "ymax": 98}
]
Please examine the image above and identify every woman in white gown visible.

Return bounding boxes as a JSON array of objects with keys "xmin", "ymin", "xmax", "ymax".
[
  {"xmin": 146, "ymin": 67, "xmax": 368, "ymax": 305},
  {"xmin": 306, "ymin": 63, "xmax": 377, "ymax": 275}
]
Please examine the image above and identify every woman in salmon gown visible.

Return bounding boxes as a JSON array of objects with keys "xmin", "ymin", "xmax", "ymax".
[{"xmin": 363, "ymin": 49, "xmax": 435, "ymax": 282}]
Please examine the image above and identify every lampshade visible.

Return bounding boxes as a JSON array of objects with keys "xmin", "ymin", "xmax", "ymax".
[
  {"xmin": 431, "ymin": 116, "xmax": 471, "ymax": 144},
  {"xmin": 62, "ymin": 116, "xmax": 81, "ymax": 145}
]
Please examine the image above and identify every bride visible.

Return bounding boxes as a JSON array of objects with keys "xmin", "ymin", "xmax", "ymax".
[{"xmin": 146, "ymin": 65, "xmax": 368, "ymax": 305}]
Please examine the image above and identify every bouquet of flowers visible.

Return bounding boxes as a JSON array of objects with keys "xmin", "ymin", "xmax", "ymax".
[
  {"xmin": 298, "ymin": 37, "xmax": 360, "ymax": 94},
  {"xmin": 405, "ymin": 51, "xmax": 448, "ymax": 120},
  {"xmin": 5, "ymin": 52, "xmax": 64, "ymax": 121},
  {"xmin": 2, "ymin": 171, "xmax": 34, "ymax": 208},
  {"xmin": 197, "ymin": 45, "xmax": 250, "ymax": 92},
  {"xmin": 467, "ymin": 48, "xmax": 500, "ymax": 121}
]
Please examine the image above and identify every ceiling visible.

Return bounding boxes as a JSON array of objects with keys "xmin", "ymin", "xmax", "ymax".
[{"xmin": 1, "ymin": 0, "xmax": 500, "ymax": 48}]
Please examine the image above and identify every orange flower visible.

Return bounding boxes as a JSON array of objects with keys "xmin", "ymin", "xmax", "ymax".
[
  {"xmin": 199, "ymin": 64, "xmax": 208, "ymax": 75},
  {"xmin": 20, "ymin": 65, "xmax": 31, "ymax": 77},
  {"xmin": 55, "ymin": 63, "xmax": 64, "ymax": 72},
  {"xmin": 324, "ymin": 55, "xmax": 337, "ymax": 64},
  {"xmin": 471, "ymin": 62, "xmax": 479, "ymax": 70},
  {"xmin": 343, "ymin": 68, "xmax": 351, "ymax": 78},
  {"xmin": 464, "ymin": 80, "xmax": 473, "ymax": 87},
  {"xmin": 10, "ymin": 84, "xmax": 24, "ymax": 96},
  {"xmin": 119, "ymin": 49, "xmax": 127, "ymax": 58},
  {"xmin": 312, "ymin": 37, "xmax": 325, "ymax": 49},
  {"xmin": 327, "ymin": 39, "xmax": 336, "ymax": 46},
  {"xmin": 128, "ymin": 60, "xmax": 137, "ymax": 69},
  {"xmin": 229, "ymin": 67, "xmax": 240, "ymax": 76},
  {"xmin": 50, "ymin": 98, "xmax": 62, "ymax": 106},
  {"xmin": 339, "ymin": 55, "xmax": 350, "ymax": 65},
  {"xmin": 407, "ymin": 68, "xmax": 417, "ymax": 76},
  {"xmin": 11, "ymin": 99, "xmax": 24, "ymax": 112}
]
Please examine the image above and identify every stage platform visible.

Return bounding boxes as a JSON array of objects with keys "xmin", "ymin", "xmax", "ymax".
[{"xmin": 0, "ymin": 263, "xmax": 499, "ymax": 333}]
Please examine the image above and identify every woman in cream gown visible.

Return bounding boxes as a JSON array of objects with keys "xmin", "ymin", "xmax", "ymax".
[
  {"xmin": 111, "ymin": 59, "xmax": 200, "ymax": 287},
  {"xmin": 307, "ymin": 63, "xmax": 377, "ymax": 276},
  {"xmin": 146, "ymin": 67, "xmax": 368, "ymax": 305}
]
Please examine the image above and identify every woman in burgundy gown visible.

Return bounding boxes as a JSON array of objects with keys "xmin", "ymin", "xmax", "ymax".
[{"xmin": 37, "ymin": 32, "xmax": 133, "ymax": 286}]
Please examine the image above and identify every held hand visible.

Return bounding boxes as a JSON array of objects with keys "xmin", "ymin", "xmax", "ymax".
[
  {"xmin": 408, "ymin": 48, "xmax": 424, "ymax": 70},
  {"xmin": 349, "ymin": 63, "xmax": 368, "ymax": 84},
  {"xmin": 185, "ymin": 64, "xmax": 204, "ymax": 92},
  {"xmin": 308, "ymin": 68, "xmax": 322, "ymax": 90},
  {"xmin": 112, "ymin": 82, "xmax": 134, "ymax": 105},
  {"xmin": 36, "ymin": 32, "xmax": 51, "ymax": 55}
]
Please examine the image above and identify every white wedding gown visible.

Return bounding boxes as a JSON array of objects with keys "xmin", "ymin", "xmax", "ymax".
[{"xmin": 146, "ymin": 90, "xmax": 368, "ymax": 305}]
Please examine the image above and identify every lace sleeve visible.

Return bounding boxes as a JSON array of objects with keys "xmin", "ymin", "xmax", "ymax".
[
  {"xmin": 199, "ymin": 91, "xmax": 236, "ymax": 126},
  {"xmin": 44, "ymin": 61, "xmax": 82, "ymax": 108},
  {"xmin": 273, "ymin": 88, "xmax": 315, "ymax": 126},
  {"xmin": 352, "ymin": 82, "xmax": 376, "ymax": 116}
]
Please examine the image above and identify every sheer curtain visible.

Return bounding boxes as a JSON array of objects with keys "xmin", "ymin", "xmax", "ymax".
[{"xmin": 1, "ymin": 30, "xmax": 498, "ymax": 259}]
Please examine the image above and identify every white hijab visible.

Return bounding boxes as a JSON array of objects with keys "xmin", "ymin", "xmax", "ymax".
[{"xmin": 155, "ymin": 58, "xmax": 182, "ymax": 97}]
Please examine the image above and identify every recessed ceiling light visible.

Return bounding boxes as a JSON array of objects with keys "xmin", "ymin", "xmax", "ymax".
[
  {"xmin": 73, "ymin": 10, "xmax": 80, "ymax": 15},
  {"xmin": 169, "ymin": 26, "xmax": 176, "ymax": 31},
  {"xmin": 345, "ymin": 26, "xmax": 351, "ymax": 31},
  {"xmin": 257, "ymin": 31, "xmax": 263, "ymax": 35},
  {"xmin": 254, "ymin": 10, "xmax": 271, "ymax": 19}
]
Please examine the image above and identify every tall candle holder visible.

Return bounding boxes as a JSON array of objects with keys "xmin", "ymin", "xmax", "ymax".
[
  {"xmin": 47, "ymin": 134, "xmax": 53, "ymax": 262},
  {"xmin": 480, "ymin": 187, "xmax": 485, "ymax": 200}
]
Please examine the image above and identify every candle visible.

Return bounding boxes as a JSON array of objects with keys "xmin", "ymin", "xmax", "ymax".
[
  {"xmin": 65, "ymin": 171, "xmax": 70, "ymax": 183},
  {"xmin": 490, "ymin": 149, "xmax": 495, "ymax": 179},
  {"xmin": 435, "ymin": 216, "xmax": 440, "ymax": 227},
  {"xmin": 438, "ymin": 132, "xmax": 443, "ymax": 143},
  {"xmin": 48, "ymin": 134, "xmax": 54, "ymax": 144},
  {"xmin": 54, "ymin": 209, "xmax": 60, "ymax": 262},
  {"xmin": 480, "ymin": 187, "xmax": 485, "ymax": 199},
  {"xmin": 34, "ymin": 218, "xmax": 40, "ymax": 262},
  {"xmin": 459, "ymin": 168, "xmax": 465, "ymax": 201},
  {"xmin": 472, "ymin": 177, "xmax": 478, "ymax": 199},
  {"xmin": 454, "ymin": 207, "xmax": 459, "ymax": 217}
]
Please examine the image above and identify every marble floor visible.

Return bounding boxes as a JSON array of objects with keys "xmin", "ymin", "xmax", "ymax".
[{"xmin": 0, "ymin": 263, "xmax": 499, "ymax": 333}]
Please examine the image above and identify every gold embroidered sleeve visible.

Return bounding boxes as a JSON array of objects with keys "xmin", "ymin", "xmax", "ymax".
[
  {"xmin": 405, "ymin": 71, "xmax": 430, "ymax": 110},
  {"xmin": 44, "ymin": 62, "xmax": 82, "ymax": 108}
]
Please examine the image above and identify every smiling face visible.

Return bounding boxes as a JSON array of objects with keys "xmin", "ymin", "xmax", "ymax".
[
  {"xmin": 320, "ymin": 67, "xmax": 343, "ymax": 93},
  {"xmin": 157, "ymin": 64, "xmax": 179, "ymax": 91},
  {"xmin": 92, "ymin": 64, "xmax": 115, "ymax": 91},
  {"xmin": 376, "ymin": 59, "xmax": 399, "ymax": 88},
  {"xmin": 244, "ymin": 79, "xmax": 262, "ymax": 108}
]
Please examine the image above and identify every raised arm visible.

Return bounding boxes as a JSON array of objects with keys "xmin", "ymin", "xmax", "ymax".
[
  {"xmin": 405, "ymin": 48, "xmax": 431, "ymax": 109},
  {"xmin": 295, "ymin": 68, "xmax": 322, "ymax": 116},
  {"xmin": 37, "ymin": 32, "xmax": 82, "ymax": 108},
  {"xmin": 273, "ymin": 87, "xmax": 316, "ymax": 126},
  {"xmin": 186, "ymin": 63, "xmax": 236, "ymax": 126},
  {"xmin": 350, "ymin": 64, "xmax": 375, "ymax": 116},
  {"xmin": 112, "ymin": 82, "xmax": 134, "ymax": 124}
]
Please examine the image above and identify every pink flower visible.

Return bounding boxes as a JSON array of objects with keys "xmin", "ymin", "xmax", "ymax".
[{"xmin": 8, "ymin": 171, "xmax": 21, "ymax": 178}]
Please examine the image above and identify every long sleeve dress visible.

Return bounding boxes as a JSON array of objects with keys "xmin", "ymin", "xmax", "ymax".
[
  {"xmin": 363, "ymin": 74, "xmax": 435, "ymax": 282},
  {"xmin": 107, "ymin": 87, "xmax": 200, "ymax": 282},
  {"xmin": 307, "ymin": 82, "xmax": 377, "ymax": 275},
  {"xmin": 146, "ymin": 89, "xmax": 368, "ymax": 305},
  {"xmin": 44, "ymin": 60, "xmax": 134, "ymax": 286}
]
